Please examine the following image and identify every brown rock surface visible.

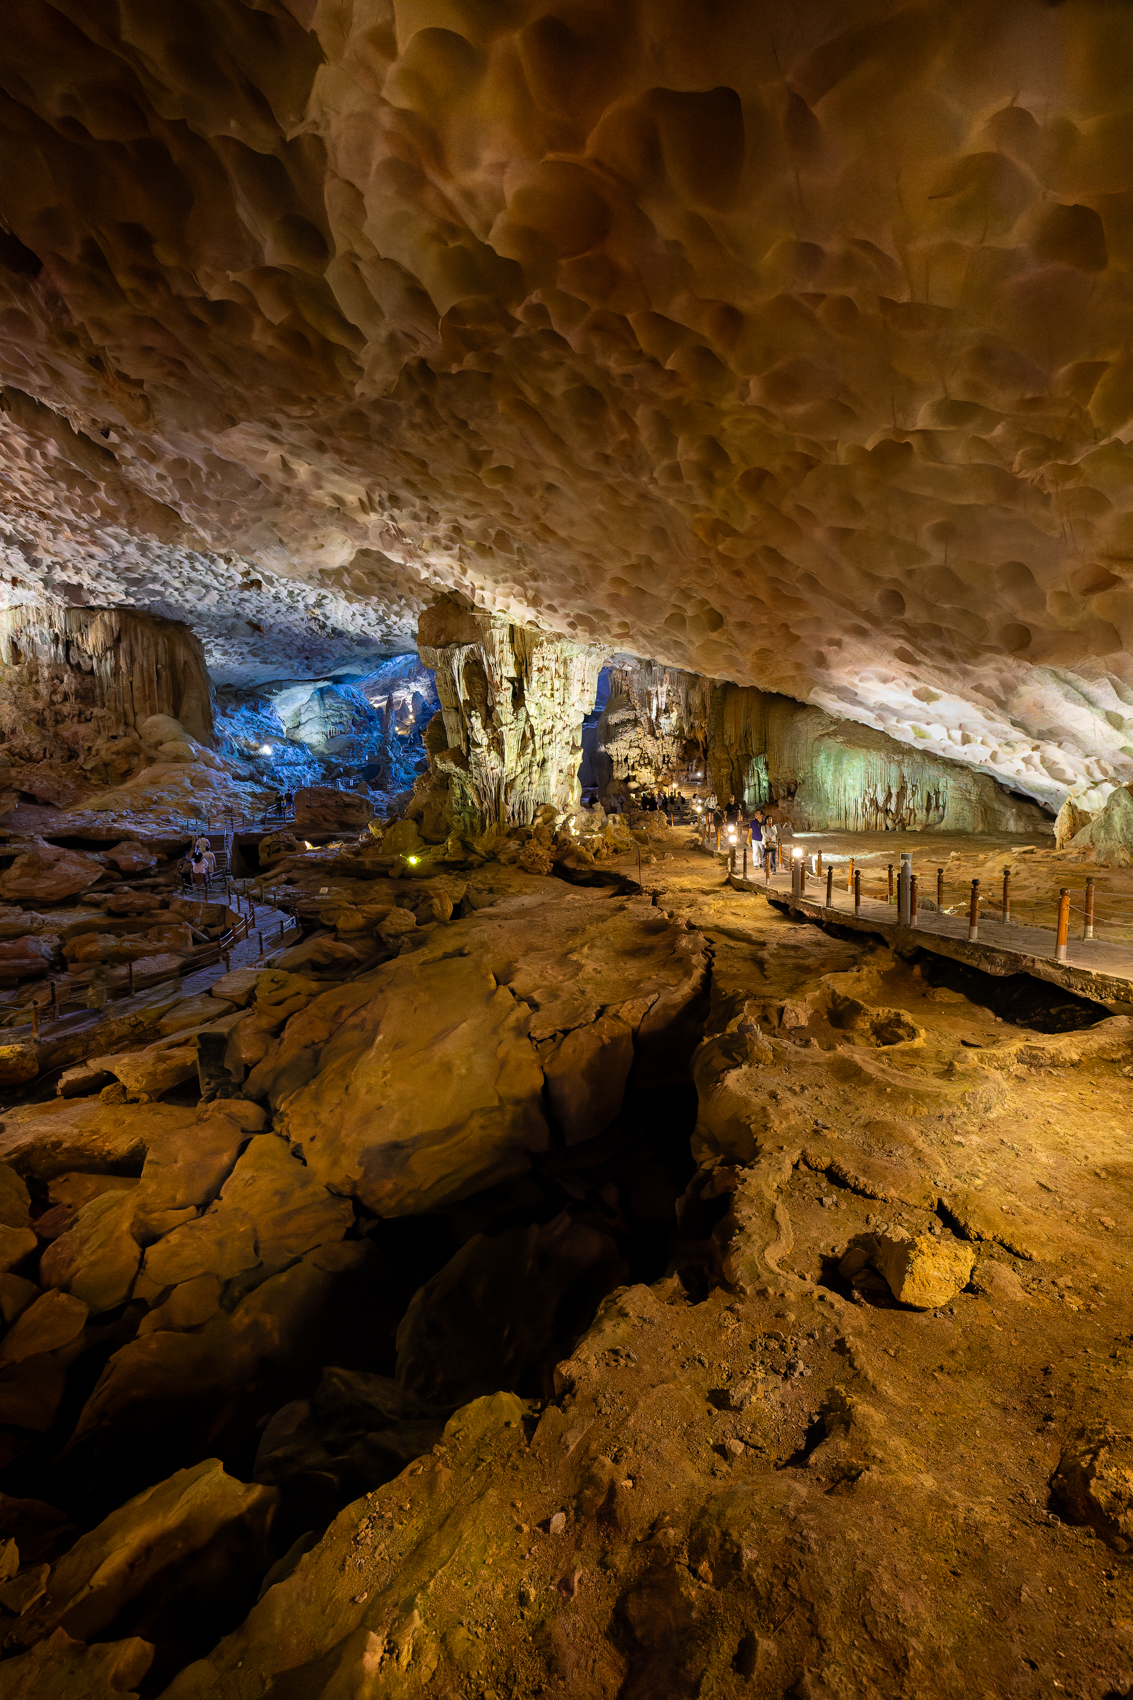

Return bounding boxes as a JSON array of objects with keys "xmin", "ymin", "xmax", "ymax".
[
  {"xmin": 141, "ymin": 1133, "xmax": 353, "ymax": 1289},
  {"xmin": 0, "ymin": 841, "xmax": 103, "ymax": 904},
  {"xmin": 292, "ymin": 787, "xmax": 372, "ymax": 833},
  {"xmin": 6, "ymin": 1458, "xmax": 276, "ymax": 1652}
]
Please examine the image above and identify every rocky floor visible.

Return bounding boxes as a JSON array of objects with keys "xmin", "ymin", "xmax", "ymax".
[{"xmin": 0, "ymin": 829, "xmax": 1130, "ymax": 1697}]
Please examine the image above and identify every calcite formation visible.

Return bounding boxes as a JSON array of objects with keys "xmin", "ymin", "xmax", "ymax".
[
  {"xmin": 3, "ymin": 3, "xmax": 1133, "ymax": 805},
  {"xmin": 418, "ymin": 596, "xmax": 601, "ymax": 831},
  {"xmin": 0, "ymin": 606, "xmax": 212, "ymax": 769},
  {"xmin": 707, "ymin": 682, "xmax": 1051, "ymax": 834}
]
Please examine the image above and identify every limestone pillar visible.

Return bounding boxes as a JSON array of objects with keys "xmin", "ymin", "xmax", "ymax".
[{"xmin": 417, "ymin": 596, "xmax": 601, "ymax": 833}]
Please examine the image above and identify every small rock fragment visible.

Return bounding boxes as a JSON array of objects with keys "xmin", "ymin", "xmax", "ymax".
[{"xmin": 548, "ymin": 1510, "xmax": 566, "ymax": 1535}]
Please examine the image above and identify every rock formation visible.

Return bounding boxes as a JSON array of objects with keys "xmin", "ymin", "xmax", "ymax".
[
  {"xmin": 595, "ymin": 661, "xmax": 710, "ymax": 795},
  {"xmin": 707, "ymin": 683, "xmax": 1052, "ymax": 833},
  {"xmin": 0, "ymin": 606, "xmax": 213, "ymax": 769},
  {"xmin": 418, "ymin": 596, "xmax": 601, "ymax": 832}
]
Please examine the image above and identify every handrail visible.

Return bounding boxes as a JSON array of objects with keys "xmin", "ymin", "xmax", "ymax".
[{"xmin": 3, "ymin": 898, "xmax": 303, "ymax": 1036}]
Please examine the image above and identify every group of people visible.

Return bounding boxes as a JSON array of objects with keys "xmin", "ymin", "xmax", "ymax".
[
  {"xmin": 181, "ymin": 835, "xmax": 217, "ymax": 892},
  {"xmin": 272, "ymin": 790, "xmax": 295, "ymax": 817},
  {"xmin": 634, "ymin": 786, "xmax": 682, "ymax": 814},
  {"xmin": 709, "ymin": 794, "xmax": 787, "ymax": 871}
]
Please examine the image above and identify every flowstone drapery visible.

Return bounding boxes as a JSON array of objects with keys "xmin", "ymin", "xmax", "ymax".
[
  {"xmin": 707, "ymin": 684, "xmax": 1051, "ymax": 834},
  {"xmin": 417, "ymin": 597, "xmax": 601, "ymax": 833}
]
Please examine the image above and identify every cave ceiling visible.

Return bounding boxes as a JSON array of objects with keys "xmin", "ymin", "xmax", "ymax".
[{"xmin": 3, "ymin": 1, "xmax": 1133, "ymax": 801}]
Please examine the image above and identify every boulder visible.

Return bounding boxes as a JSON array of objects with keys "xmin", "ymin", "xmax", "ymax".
[
  {"xmin": 273, "ymin": 935, "xmax": 363, "ymax": 975},
  {"xmin": 103, "ymin": 842, "xmax": 157, "ymax": 875},
  {"xmin": 208, "ymin": 967, "xmax": 264, "ymax": 1007},
  {"xmin": 0, "ymin": 1291, "xmax": 88, "ymax": 1365},
  {"xmin": 0, "ymin": 1164, "xmax": 30, "ymax": 1229},
  {"xmin": 64, "ymin": 925, "xmax": 194, "ymax": 966},
  {"xmin": 0, "ymin": 1628, "xmax": 153, "ymax": 1697},
  {"xmin": 69, "ymin": 1242, "xmax": 373, "ymax": 1454},
  {"xmin": 0, "ymin": 1355, "xmax": 67, "ymax": 1431},
  {"xmin": 38, "ymin": 1190, "xmax": 141, "ymax": 1312},
  {"xmin": 869, "ymin": 1229, "xmax": 975, "ymax": 1310},
  {"xmin": 0, "ymin": 936, "xmax": 54, "ymax": 978},
  {"xmin": 293, "ymin": 786, "xmax": 373, "ymax": 832},
  {"xmin": 105, "ymin": 1046, "xmax": 199, "ymax": 1100},
  {"xmin": 539, "ymin": 1014, "xmax": 634, "ymax": 1145},
  {"xmin": 258, "ymin": 830, "xmax": 298, "ymax": 863},
  {"xmin": 0, "ymin": 1045, "xmax": 38, "ymax": 1088},
  {"xmin": 0, "ymin": 1226, "xmax": 37, "ymax": 1272},
  {"xmin": 156, "ymin": 995, "xmax": 236, "ymax": 1035},
  {"xmin": 252, "ymin": 1365, "xmax": 444, "ymax": 1511},
  {"xmin": 0, "ymin": 1273, "xmax": 38, "ymax": 1322},
  {"xmin": 141, "ymin": 1132, "xmax": 353, "ymax": 1288},
  {"xmin": 380, "ymin": 818, "xmax": 424, "ymax": 856},
  {"xmin": 137, "ymin": 1274, "xmax": 223, "ymax": 1336},
  {"xmin": 0, "ymin": 839, "xmax": 104, "ymax": 903},
  {"xmin": 104, "ymin": 893, "xmax": 163, "ymax": 916},
  {"xmin": 0, "ymin": 1099, "xmax": 195, "ymax": 1183},
  {"xmin": 130, "ymin": 1100, "xmax": 264, "ymax": 1245},
  {"xmin": 7, "ymin": 1458, "xmax": 277, "ymax": 1651},
  {"xmin": 269, "ymin": 954, "xmax": 549, "ymax": 1215}
]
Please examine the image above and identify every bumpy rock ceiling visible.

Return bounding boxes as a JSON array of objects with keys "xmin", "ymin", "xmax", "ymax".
[{"xmin": 3, "ymin": 0, "xmax": 1133, "ymax": 803}]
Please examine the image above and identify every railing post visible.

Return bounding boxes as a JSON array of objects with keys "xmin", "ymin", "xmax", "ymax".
[
  {"xmin": 825, "ymin": 865, "xmax": 833, "ymax": 909},
  {"xmin": 853, "ymin": 867, "xmax": 861, "ymax": 916},
  {"xmin": 1084, "ymin": 877, "xmax": 1095, "ymax": 941},
  {"xmin": 764, "ymin": 852, "xmax": 770, "ymax": 886},
  {"xmin": 848, "ymin": 856, "xmax": 854, "ymax": 892},
  {"xmin": 1002, "ymin": 868, "xmax": 1011, "ymax": 926},
  {"xmin": 968, "ymin": 879, "xmax": 980, "ymax": 943},
  {"xmin": 816, "ymin": 850, "xmax": 823, "ymax": 879},
  {"xmin": 887, "ymin": 862, "xmax": 894, "ymax": 905},
  {"xmin": 742, "ymin": 846, "xmax": 747, "ymax": 881},
  {"xmin": 910, "ymin": 873, "xmax": 918, "ymax": 929},
  {"xmin": 1056, "ymin": 887, "xmax": 1070, "ymax": 961},
  {"xmin": 937, "ymin": 867, "xmax": 944, "ymax": 910}
]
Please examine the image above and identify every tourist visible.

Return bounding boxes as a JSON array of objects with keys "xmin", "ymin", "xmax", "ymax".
[
  {"xmin": 750, "ymin": 812, "xmax": 764, "ymax": 867},
  {"xmin": 764, "ymin": 816, "xmax": 779, "ymax": 874},
  {"xmin": 725, "ymin": 793, "xmax": 742, "ymax": 825}
]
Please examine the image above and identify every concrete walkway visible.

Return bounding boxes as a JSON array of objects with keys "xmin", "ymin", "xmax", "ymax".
[{"xmin": 727, "ymin": 859, "xmax": 1133, "ymax": 1014}]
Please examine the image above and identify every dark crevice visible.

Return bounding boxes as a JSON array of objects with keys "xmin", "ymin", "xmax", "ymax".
[{"xmin": 910, "ymin": 948, "xmax": 1107, "ymax": 1031}]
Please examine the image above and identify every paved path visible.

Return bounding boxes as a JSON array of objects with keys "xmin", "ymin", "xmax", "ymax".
[{"xmin": 724, "ymin": 858, "xmax": 1133, "ymax": 1014}]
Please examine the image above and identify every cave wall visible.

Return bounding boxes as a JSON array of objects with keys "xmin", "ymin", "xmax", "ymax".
[
  {"xmin": 0, "ymin": 604, "xmax": 213, "ymax": 764},
  {"xmin": 418, "ymin": 596, "xmax": 601, "ymax": 833},
  {"xmin": 708, "ymin": 684, "xmax": 1051, "ymax": 834}
]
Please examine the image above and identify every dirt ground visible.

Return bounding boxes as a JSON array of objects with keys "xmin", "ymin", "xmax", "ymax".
[{"xmin": 162, "ymin": 828, "xmax": 1133, "ymax": 1700}]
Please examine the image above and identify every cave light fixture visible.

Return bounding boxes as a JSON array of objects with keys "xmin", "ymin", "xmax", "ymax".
[{"xmin": 261, "ymin": 744, "xmax": 273, "ymax": 755}]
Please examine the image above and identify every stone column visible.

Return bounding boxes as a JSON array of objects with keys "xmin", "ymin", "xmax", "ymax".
[{"xmin": 417, "ymin": 595, "xmax": 601, "ymax": 833}]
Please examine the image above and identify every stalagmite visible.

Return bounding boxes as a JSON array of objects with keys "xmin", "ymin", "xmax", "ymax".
[{"xmin": 417, "ymin": 595, "xmax": 601, "ymax": 833}]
